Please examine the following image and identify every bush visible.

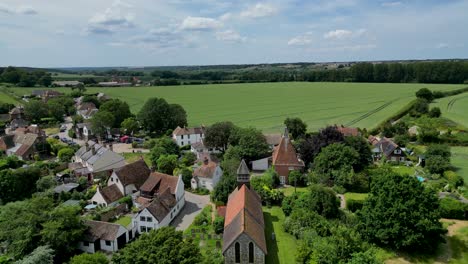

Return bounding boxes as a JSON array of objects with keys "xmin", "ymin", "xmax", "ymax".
[
  {"xmin": 68, "ymin": 129, "xmax": 76, "ymax": 139},
  {"xmin": 213, "ymin": 216, "xmax": 224, "ymax": 234},
  {"xmin": 429, "ymin": 107, "xmax": 441, "ymax": 118},
  {"xmin": 131, "ymin": 141, "xmax": 138, "ymax": 148},
  {"xmin": 444, "ymin": 171, "xmax": 464, "ymax": 188},
  {"xmin": 58, "ymin": 147, "xmax": 75, "ymax": 162},
  {"xmin": 347, "ymin": 199, "xmax": 364, "ymax": 212},
  {"xmin": 439, "ymin": 197, "xmax": 467, "ymax": 220}
]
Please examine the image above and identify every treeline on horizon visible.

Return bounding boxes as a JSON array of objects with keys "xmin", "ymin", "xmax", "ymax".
[{"xmin": 2, "ymin": 61, "xmax": 468, "ymax": 86}]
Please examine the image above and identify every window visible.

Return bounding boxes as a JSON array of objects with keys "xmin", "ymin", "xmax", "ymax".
[
  {"xmin": 181, "ymin": 142, "xmax": 184, "ymax": 146},
  {"xmin": 116, "ymin": 178, "xmax": 119, "ymax": 182},
  {"xmin": 235, "ymin": 242, "xmax": 240, "ymax": 263},
  {"xmin": 105, "ymin": 240, "xmax": 111, "ymax": 246},
  {"xmin": 181, "ymin": 135, "xmax": 184, "ymax": 139},
  {"xmin": 147, "ymin": 217, "xmax": 152, "ymax": 222},
  {"xmin": 83, "ymin": 241, "xmax": 89, "ymax": 247},
  {"xmin": 140, "ymin": 216, "xmax": 145, "ymax": 221},
  {"xmin": 110, "ymin": 178, "xmax": 113, "ymax": 182},
  {"xmin": 140, "ymin": 226, "xmax": 147, "ymax": 232},
  {"xmin": 147, "ymin": 227, "xmax": 153, "ymax": 231},
  {"xmin": 395, "ymin": 149, "xmax": 401, "ymax": 154},
  {"xmin": 188, "ymin": 141, "xmax": 191, "ymax": 145},
  {"xmin": 188, "ymin": 134, "xmax": 190, "ymax": 139},
  {"xmin": 249, "ymin": 242, "xmax": 254, "ymax": 263},
  {"xmin": 280, "ymin": 176, "xmax": 286, "ymax": 185}
]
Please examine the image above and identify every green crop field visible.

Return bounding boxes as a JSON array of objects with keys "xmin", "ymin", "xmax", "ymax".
[
  {"xmin": 452, "ymin": 147, "xmax": 468, "ymax": 184},
  {"xmin": 6, "ymin": 82, "xmax": 464, "ymax": 132},
  {"xmin": 432, "ymin": 93, "xmax": 468, "ymax": 128}
]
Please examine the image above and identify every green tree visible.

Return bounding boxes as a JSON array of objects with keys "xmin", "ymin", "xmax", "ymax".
[
  {"xmin": 410, "ymin": 98, "xmax": 429, "ymax": 117},
  {"xmin": 24, "ymin": 100, "xmax": 49, "ymax": 123},
  {"xmin": 312, "ymin": 143, "xmax": 360, "ymax": 185},
  {"xmin": 358, "ymin": 172, "xmax": 446, "ymax": 251},
  {"xmin": 40, "ymin": 206, "xmax": 85, "ymax": 260},
  {"xmin": 157, "ymin": 155, "xmax": 178, "ymax": 174},
  {"xmin": 211, "ymin": 174, "xmax": 237, "ymax": 204},
  {"xmin": 36, "ymin": 176, "xmax": 56, "ymax": 192},
  {"xmin": 283, "ymin": 209, "xmax": 330, "ymax": 238},
  {"xmin": 69, "ymin": 253, "xmax": 109, "ymax": 264},
  {"xmin": 112, "ymin": 227, "xmax": 201, "ymax": 264},
  {"xmin": 57, "ymin": 147, "xmax": 75, "ymax": 162},
  {"xmin": 90, "ymin": 111, "xmax": 115, "ymax": 139},
  {"xmin": 16, "ymin": 246, "xmax": 54, "ymax": 264},
  {"xmin": 294, "ymin": 185, "xmax": 340, "ymax": 219},
  {"xmin": 297, "ymin": 126, "xmax": 345, "ymax": 168},
  {"xmin": 234, "ymin": 127, "xmax": 269, "ymax": 161},
  {"xmin": 180, "ymin": 152, "xmax": 197, "ymax": 167},
  {"xmin": 99, "ymin": 99, "xmax": 132, "ymax": 128},
  {"xmin": 425, "ymin": 144, "xmax": 451, "ymax": 160},
  {"xmin": 47, "ymin": 100, "xmax": 65, "ymax": 122},
  {"xmin": 415, "ymin": 88, "xmax": 434, "ymax": 102},
  {"xmin": 284, "ymin": 117, "xmax": 307, "ymax": 139},
  {"xmin": 169, "ymin": 104, "xmax": 188, "ymax": 129},
  {"xmin": 344, "ymin": 136, "xmax": 372, "ymax": 172},
  {"xmin": 121, "ymin": 117, "xmax": 139, "ymax": 135},
  {"xmin": 204, "ymin": 121, "xmax": 236, "ymax": 151},
  {"xmin": 0, "ymin": 167, "xmax": 41, "ymax": 204},
  {"xmin": 137, "ymin": 98, "xmax": 187, "ymax": 133},
  {"xmin": 428, "ymin": 107, "xmax": 441, "ymax": 118},
  {"xmin": 426, "ymin": 155, "xmax": 451, "ymax": 174}
]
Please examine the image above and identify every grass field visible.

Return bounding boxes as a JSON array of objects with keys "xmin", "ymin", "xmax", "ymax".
[
  {"xmin": 263, "ymin": 206, "xmax": 298, "ymax": 264},
  {"xmin": 113, "ymin": 215, "xmax": 132, "ymax": 227},
  {"xmin": 433, "ymin": 93, "xmax": 468, "ymax": 128},
  {"xmin": 7, "ymin": 82, "xmax": 464, "ymax": 132},
  {"xmin": 451, "ymin": 147, "xmax": 468, "ymax": 184}
]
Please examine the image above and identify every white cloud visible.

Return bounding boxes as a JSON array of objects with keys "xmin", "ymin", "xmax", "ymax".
[
  {"xmin": 219, "ymin": 12, "xmax": 232, "ymax": 22},
  {"xmin": 17, "ymin": 6, "xmax": 37, "ymax": 15},
  {"xmin": 180, "ymin": 16, "xmax": 222, "ymax": 30},
  {"xmin": 0, "ymin": 4, "xmax": 13, "ymax": 14},
  {"xmin": 323, "ymin": 29, "xmax": 367, "ymax": 40},
  {"xmin": 381, "ymin": 1, "xmax": 402, "ymax": 7},
  {"xmin": 240, "ymin": 3, "xmax": 278, "ymax": 18},
  {"xmin": 287, "ymin": 34, "xmax": 313, "ymax": 46},
  {"xmin": 216, "ymin": 30, "xmax": 247, "ymax": 43},
  {"xmin": 85, "ymin": 1, "xmax": 135, "ymax": 34}
]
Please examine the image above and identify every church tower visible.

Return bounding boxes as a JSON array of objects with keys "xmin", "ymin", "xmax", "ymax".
[{"xmin": 237, "ymin": 159, "xmax": 250, "ymax": 188}]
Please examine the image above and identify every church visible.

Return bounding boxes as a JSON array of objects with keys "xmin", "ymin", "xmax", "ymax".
[{"xmin": 222, "ymin": 160, "xmax": 267, "ymax": 264}]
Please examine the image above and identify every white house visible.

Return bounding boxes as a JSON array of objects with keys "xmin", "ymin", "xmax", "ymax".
[
  {"xmin": 172, "ymin": 126, "xmax": 205, "ymax": 147},
  {"xmin": 133, "ymin": 173, "xmax": 185, "ymax": 234},
  {"xmin": 191, "ymin": 157, "xmax": 223, "ymax": 191},
  {"xmin": 107, "ymin": 159, "xmax": 151, "ymax": 196},
  {"xmin": 190, "ymin": 141, "xmax": 222, "ymax": 159},
  {"xmin": 91, "ymin": 184, "xmax": 123, "ymax": 207},
  {"xmin": 79, "ymin": 220, "xmax": 130, "ymax": 253}
]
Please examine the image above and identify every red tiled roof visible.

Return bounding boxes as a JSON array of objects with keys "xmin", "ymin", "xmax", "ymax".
[
  {"xmin": 192, "ymin": 160, "xmax": 218, "ymax": 179},
  {"xmin": 222, "ymin": 185, "xmax": 267, "ymax": 254},
  {"xmin": 336, "ymin": 126, "xmax": 360, "ymax": 137},
  {"xmin": 272, "ymin": 135, "xmax": 304, "ymax": 167},
  {"xmin": 114, "ymin": 159, "xmax": 151, "ymax": 188},
  {"xmin": 15, "ymin": 144, "xmax": 33, "ymax": 157},
  {"xmin": 140, "ymin": 172, "xmax": 178, "ymax": 196}
]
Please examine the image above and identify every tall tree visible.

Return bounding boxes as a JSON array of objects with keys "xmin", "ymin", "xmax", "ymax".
[
  {"xmin": 297, "ymin": 126, "xmax": 345, "ymax": 168},
  {"xmin": 24, "ymin": 100, "xmax": 49, "ymax": 123},
  {"xmin": 90, "ymin": 111, "xmax": 115, "ymax": 139},
  {"xmin": 204, "ymin": 121, "xmax": 236, "ymax": 151},
  {"xmin": 169, "ymin": 104, "xmax": 188, "ymax": 129},
  {"xmin": 99, "ymin": 99, "xmax": 132, "ymax": 128},
  {"xmin": 284, "ymin": 117, "xmax": 307, "ymax": 140},
  {"xmin": 112, "ymin": 227, "xmax": 201, "ymax": 264},
  {"xmin": 121, "ymin": 117, "xmax": 139, "ymax": 135},
  {"xmin": 137, "ymin": 98, "xmax": 172, "ymax": 133},
  {"xmin": 358, "ymin": 172, "xmax": 446, "ymax": 251},
  {"xmin": 16, "ymin": 246, "xmax": 54, "ymax": 264}
]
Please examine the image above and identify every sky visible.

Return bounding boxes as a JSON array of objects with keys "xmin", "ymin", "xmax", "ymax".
[{"xmin": 0, "ymin": 0, "xmax": 467, "ymax": 68}]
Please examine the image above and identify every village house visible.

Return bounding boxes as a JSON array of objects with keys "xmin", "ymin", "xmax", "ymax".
[
  {"xmin": 91, "ymin": 184, "xmax": 123, "ymax": 207},
  {"xmin": 191, "ymin": 156, "xmax": 223, "ymax": 191},
  {"xmin": 172, "ymin": 126, "xmax": 205, "ymax": 147},
  {"xmin": 336, "ymin": 125, "xmax": 361, "ymax": 137},
  {"xmin": 70, "ymin": 141, "xmax": 126, "ymax": 181},
  {"xmin": 223, "ymin": 160, "xmax": 267, "ymax": 264},
  {"xmin": 0, "ymin": 127, "xmax": 46, "ymax": 160},
  {"xmin": 271, "ymin": 128, "xmax": 304, "ymax": 184},
  {"xmin": 368, "ymin": 136, "xmax": 406, "ymax": 162},
  {"xmin": 107, "ymin": 159, "xmax": 151, "ymax": 196},
  {"xmin": 52, "ymin": 80, "xmax": 83, "ymax": 87},
  {"xmin": 77, "ymin": 102, "xmax": 99, "ymax": 120},
  {"xmin": 79, "ymin": 220, "xmax": 131, "ymax": 253},
  {"xmin": 31, "ymin": 89, "xmax": 63, "ymax": 99},
  {"xmin": 133, "ymin": 172, "xmax": 185, "ymax": 234},
  {"xmin": 75, "ymin": 123, "xmax": 94, "ymax": 141},
  {"xmin": 8, "ymin": 107, "xmax": 29, "ymax": 131},
  {"xmin": 190, "ymin": 140, "xmax": 221, "ymax": 159}
]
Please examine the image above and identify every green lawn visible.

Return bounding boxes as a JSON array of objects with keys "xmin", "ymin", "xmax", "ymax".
[
  {"xmin": 263, "ymin": 206, "xmax": 298, "ymax": 264},
  {"xmin": 0, "ymin": 88, "xmax": 21, "ymax": 104},
  {"xmin": 392, "ymin": 165, "xmax": 417, "ymax": 176},
  {"xmin": 8, "ymin": 82, "xmax": 464, "ymax": 132},
  {"xmin": 281, "ymin": 186, "xmax": 308, "ymax": 197},
  {"xmin": 113, "ymin": 215, "xmax": 132, "ymax": 227},
  {"xmin": 451, "ymin": 147, "xmax": 468, "ymax": 184},
  {"xmin": 343, "ymin": 192, "xmax": 368, "ymax": 201},
  {"xmin": 433, "ymin": 92, "xmax": 468, "ymax": 128},
  {"xmin": 122, "ymin": 152, "xmax": 151, "ymax": 166}
]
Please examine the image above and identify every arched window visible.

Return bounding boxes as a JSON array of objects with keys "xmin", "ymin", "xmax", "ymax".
[
  {"xmin": 235, "ymin": 242, "xmax": 240, "ymax": 263},
  {"xmin": 249, "ymin": 242, "xmax": 254, "ymax": 263}
]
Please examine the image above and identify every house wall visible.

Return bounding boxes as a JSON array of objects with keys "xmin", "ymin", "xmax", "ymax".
[
  {"xmin": 134, "ymin": 208, "xmax": 162, "ymax": 233},
  {"xmin": 252, "ymin": 158, "xmax": 269, "ymax": 171},
  {"xmin": 91, "ymin": 188, "xmax": 108, "ymax": 206},
  {"xmin": 224, "ymin": 234, "xmax": 265, "ymax": 264},
  {"xmin": 78, "ymin": 241, "xmax": 95, "ymax": 254},
  {"xmin": 108, "ymin": 172, "xmax": 125, "ymax": 194},
  {"xmin": 173, "ymin": 133, "xmax": 204, "ymax": 147},
  {"xmin": 274, "ymin": 165, "xmax": 302, "ymax": 185}
]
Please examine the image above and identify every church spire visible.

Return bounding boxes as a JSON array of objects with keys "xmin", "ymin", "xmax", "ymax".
[{"xmin": 237, "ymin": 159, "xmax": 250, "ymax": 188}]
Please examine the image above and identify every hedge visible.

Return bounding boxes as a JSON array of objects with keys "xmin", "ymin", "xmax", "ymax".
[
  {"xmin": 347, "ymin": 199, "xmax": 364, "ymax": 212},
  {"xmin": 439, "ymin": 197, "xmax": 468, "ymax": 220}
]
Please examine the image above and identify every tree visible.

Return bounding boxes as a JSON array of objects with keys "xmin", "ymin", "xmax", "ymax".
[
  {"xmin": 213, "ymin": 217, "xmax": 224, "ymax": 234},
  {"xmin": 428, "ymin": 107, "xmax": 441, "ymax": 118},
  {"xmin": 36, "ymin": 176, "xmax": 56, "ymax": 192},
  {"xmin": 81, "ymin": 95, "xmax": 100, "ymax": 108},
  {"xmin": 169, "ymin": 104, "xmax": 188, "ymax": 129},
  {"xmin": 312, "ymin": 143, "xmax": 360, "ymax": 185},
  {"xmin": 47, "ymin": 100, "xmax": 65, "ymax": 122},
  {"xmin": 157, "ymin": 155, "xmax": 178, "ymax": 174},
  {"xmin": 293, "ymin": 185, "xmax": 340, "ymax": 219},
  {"xmin": 58, "ymin": 147, "xmax": 75, "ymax": 162},
  {"xmin": 410, "ymin": 98, "xmax": 429, "ymax": 117},
  {"xmin": 284, "ymin": 117, "xmax": 307, "ymax": 139},
  {"xmin": 211, "ymin": 174, "xmax": 237, "ymax": 204},
  {"xmin": 137, "ymin": 97, "xmax": 187, "ymax": 134},
  {"xmin": 234, "ymin": 127, "xmax": 269, "ymax": 161},
  {"xmin": 204, "ymin": 121, "xmax": 236, "ymax": 150},
  {"xmin": 0, "ymin": 167, "xmax": 41, "ymax": 204},
  {"xmin": 148, "ymin": 137, "xmax": 180, "ymax": 167},
  {"xmin": 112, "ymin": 227, "xmax": 201, "ymax": 264},
  {"xmin": 415, "ymin": 88, "xmax": 434, "ymax": 102},
  {"xmin": 99, "ymin": 99, "xmax": 132, "ymax": 128},
  {"xmin": 297, "ymin": 126, "xmax": 345, "ymax": 168},
  {"xmin": 426, "ymin": 155, "xmax": 451, "ymax": 174},
  {"xmin": 344, "ymin": 136, "xmax": 372, "ymax": 172},
  {"xmin": 425, "ymin": 144, "xmax": 451, "ymax": 161},
  {"xmin": 24, "ymin": 100, "xmax": 49, "ymax": 123},
  {"xmin": 40, "ymin": 206, "xmax": 85, "ymax": 261},
  {"xmin": 16, "ymin": 246, "xmax": 54, "ymax": 264},
  {"xmin": 288, "ymin": 170, "xmax": 306, "ymax": 187},
  {"xmin": 90, "ymin": 111, "xmax": 115, "ymax": 139},
  {"xmin": 283, "ymin": 209, "xmax": 330, "ymax": 238},
  {"xmin": 358, "ymin": 172, "xmax": 446, "ymax": 251},
  {"xmin": 121, "ymin": 117, "xmax": 139, "ymax": 135},
  {"xmin": 180, "ymin": 152, "xmax": 197, "ymax": 167},
  {"xmin": 69, "ymin": 253, "xmax": 109, "ymax": 264}
]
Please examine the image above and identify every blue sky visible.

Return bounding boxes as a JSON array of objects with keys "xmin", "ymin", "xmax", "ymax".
[{"xmin": 0, "ymin": 0, "xmax": 467, "ymax": 67}]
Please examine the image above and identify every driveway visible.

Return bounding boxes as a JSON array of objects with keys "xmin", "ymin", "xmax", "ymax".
[
  {"xmin": 171, "ymin": 191, "xmax": 210, "ymax": 231},
  {"xmin": 57, "ymin": 117, "xmax": 85, "ymax": 146}
]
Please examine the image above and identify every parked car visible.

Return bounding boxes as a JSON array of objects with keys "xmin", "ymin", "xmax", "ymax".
[
  {"xmin": 60, "ymin": 137, "xmax": 69, "ymax": 143},
  {"xmin": 68, "ymin": 141, "xmax": 77, "ymax": 146},
  {"xmin": 132, "ymin": 137, "xmax": 144, "ymax": 143},
  {"xmin": 120, "ymin": 135, "xmax": 130, "ymax": 143},
  {"xmin": 59, "ymin": 125, "xmax": 67, "ymax": 132},
  {"xmin": 52, "ymin": 135, "xmax": 60, "ymax": 139}
]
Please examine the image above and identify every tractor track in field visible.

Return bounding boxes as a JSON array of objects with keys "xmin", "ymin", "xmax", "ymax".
[
  {"xmin": 447, "ymin": 95, "xmax": 468, "ymax": 111},
  {"xmin": 345, "ymin": 98, "xmax": 401, "ymax": 127}
]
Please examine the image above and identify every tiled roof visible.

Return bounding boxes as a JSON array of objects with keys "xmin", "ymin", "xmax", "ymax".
[
  {"xmin": 144, "ymin": 191, "xmax": 176, "ymax": 222},
  {"xmin": 222, "ymin": 185, "xmax": 266, "ymax": 254},
  {"xmin": 173, "ymin": 126, "xmax": 205, "ymax": 136},
  {"xmin": 15, "ymin": 144, "xmax": 33, "ymax": 156},
  {"xmin": 99, "ymin": 184, "xmax": 124, "ymax": 204},
  {"xmin": 140, "ymin": 172, "xmax": 179, "ymax": 196},
  {"xmin": 83, "ymin": 220, "xmax": 124, "ymax": 242},
  {"xmin": 114, "ymin": 159, "xmax": 151, "ymax": 188},
  {"xmin": 377, "ymin": 137, "xmax": 399, "ymax": 157},
  {"xmin": 192, "ymin": 159, "xmax": 218, "ymax": 179},
  {"xmin": 264, "ymin": 134, "xmax": 282, "ymax": 146},
  {"xmin": 77, "ymin": 102, "xmax": 97, "ymax": 111},
  {"xmin": 272, "ymin": 133, "xmax": 304, "ymax": 167},
  {"xmin": 336, "ymin": 126, "xmax": 360, "ymax": 137},
  {"xmin": 14, "ymin": 133, "xmax": 38, "ymax": 146}
]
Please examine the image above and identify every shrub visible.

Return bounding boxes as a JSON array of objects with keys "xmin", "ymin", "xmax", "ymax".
[
  {"xmin": 213, "ymin": 217, "xmax": 224, "ymax": 234},
  {"xmin": 347, "ymin": 199, "xmax": 364, "ymax": 212},
  {"xmin": 444, "ymin": 171, "xmax": 464, "ymax": 188},
  {"xmin": 68, "ymin": 129, "xmax": 76, "ymax": 139},
  {"xmin": 439, "ymin": 197, "xmax": 467, "ymax": 220}
]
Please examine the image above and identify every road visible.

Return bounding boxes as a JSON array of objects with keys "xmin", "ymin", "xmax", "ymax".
[{"xmin": 171, "ymin": 191, "xmax": 210, "ymax": 231}]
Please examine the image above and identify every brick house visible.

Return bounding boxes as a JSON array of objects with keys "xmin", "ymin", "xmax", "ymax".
[
  {"xmin": 369, "ymin": 136, "xmax": 406, "ymax": 162},
  {"xmin": 271, "ymin": 128, "xmax": 304, "ymax": 184}
]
